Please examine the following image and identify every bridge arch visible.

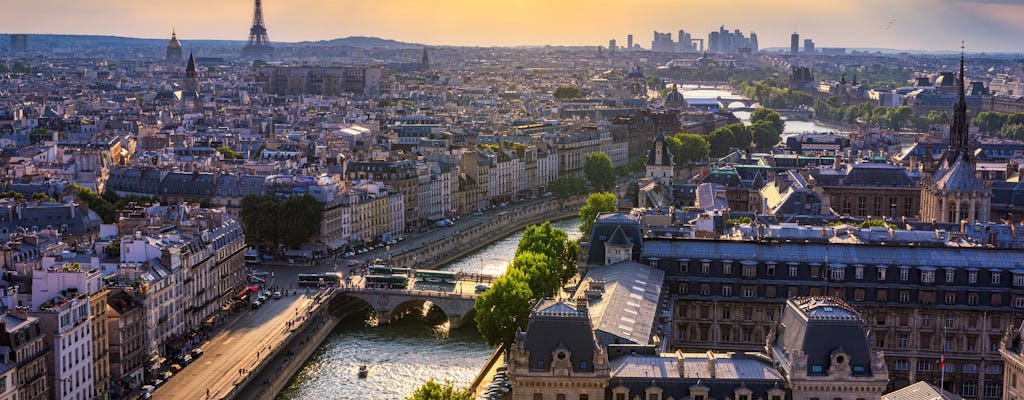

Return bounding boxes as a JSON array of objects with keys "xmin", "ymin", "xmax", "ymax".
[{"xmin": 389, "ymin": 298, "xmax": 451, "ymax": 324}]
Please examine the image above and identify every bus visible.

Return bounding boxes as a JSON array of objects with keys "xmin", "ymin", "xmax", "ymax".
[
  {"xmin": 244, "ymin": 249, "xmax": 260, "ymax": 265},
  {"xmin": 297, "ymin": 273, "xmax": 342, "ymax": 286},
  {"xmin": 369, "ymin": 265, "xmax": 411, "ymax": 275},
  {"xmin": 364, "ymin": 274, "xmax": 409, "ymax": 289},
  {"xmin": 415, "ymin": 270, "xmax": 457, "ymax": 284}
]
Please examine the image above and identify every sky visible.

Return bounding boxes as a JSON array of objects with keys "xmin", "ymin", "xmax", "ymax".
[{"xmin": 5, "ymin": 0, "xmax": 1024, "ymax": 52}]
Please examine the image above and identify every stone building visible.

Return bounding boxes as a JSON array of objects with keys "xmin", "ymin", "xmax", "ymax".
[
  {"xmin": 0, "ymin": 310, "xmax": 49, "ymax": 400},
  {"xmin": 1000, "ymin": 321, "xmax": 1024, "ymax": 400}
]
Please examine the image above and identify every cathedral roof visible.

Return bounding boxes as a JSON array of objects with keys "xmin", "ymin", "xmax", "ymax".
[
  {"xmin": 647, "ymin": 132, "xmax": 674, "ymax": 167},
  {"xmin": 933, "ymin": 157, "xmax": 984, "ymax": 193}
]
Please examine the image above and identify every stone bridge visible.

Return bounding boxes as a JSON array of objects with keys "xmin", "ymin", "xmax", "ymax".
[{"xmin": 334, "ymin": 287, "xmax": 478, "ymax": 329}]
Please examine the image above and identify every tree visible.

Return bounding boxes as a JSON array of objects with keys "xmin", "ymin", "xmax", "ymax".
[
  {"xmin": 508, "ymin": 252, "xmax": 559, "ymax": 298},
  {"xmin": 750, "ymin": 120, "xmax": 781, "ymax": 150},
  {"xmin": 670, "ymin": 133, "xmax": 710, "ymax": 165},
  {"xmin": 974, "ymin": 111, "xmax": 1009, "ymax": 134},
  {"xmin": 553, "ymin": 86, "xmax": 581, "ymax": 99},
  {"xmin": 578, "ymin": 192, "xmax": 617, "ymax": 241},
  {"xmin": 29, "ymin": 193, "xmax": 54, "ymax": 202},
  {"xmin": 72, "ymin": 184, "xmax": 117, "ymax": 223},
  {"xmin": 583, "ymin": 152, "xmax": 615, "ymax": 191},
  {"xmin": 725, "ymin": 123, "xmax": 752, "ymax": 150},
  {"xmin": 251, "ymin": 59, "xmax": 268, "ymax": 68},
  {"xmin": 626, "ymin": 156, "xmax": 647, "ymax": 174},
  {"xmin": 0, "ymin": 191, "xmax": 25, "ymax": 200},
  {"xmin": 707, "ymin": 127, "xmax": 734, "ymax": 157},
  {"xmin": 279, "ymin": 195, "xmax": 323, "ymax": 249},
  {"xmin": 517, "ymin": 221, "xmax": 578, "ymax": 285},
  {"xmin": 406, "ymin": 379, "xmax": 472, "ymax": 400},
  {"xmin": 548, "ymin": 176, "xmax": 586, "ymax": 198},
  {"xmin": 217, "ymin": 146, "xmax": 242, "ymax": 159},
  {"xmin": 474, "ymin": 268, "xmax": 534, "ymax": 348},
  {"xmin": 750, "ymin": 108, "xmax": 785, "ymax": 134},
  {"xmin": 0, "ymin": 63, "xmax": 9, "ymax": 73},
  {"xmin": 239, "ymin": 195, "xmax": 281, "ymax": 249}
]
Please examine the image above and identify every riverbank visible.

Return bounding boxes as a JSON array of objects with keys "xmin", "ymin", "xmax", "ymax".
[{"xmin": 389, "ymin": 194, "xmax": 585, "ymax": 270}]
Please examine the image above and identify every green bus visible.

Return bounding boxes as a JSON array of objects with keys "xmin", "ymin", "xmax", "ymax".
[
  {"xmin": 415, "ymin": 270, "xmax": 457, "ymax": 284},
  {"xmin": 297, "ymin": 273, "xmax": 342, "ymax": 286},
  {"xmin": 369, "ymin": 265, "xmax": 411, "ymax": 275},
  {"xmin": 365, "ymin": 274, "xmax": 409, "ymax": 289}
]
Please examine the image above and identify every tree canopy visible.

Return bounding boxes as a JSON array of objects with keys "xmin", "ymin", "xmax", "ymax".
[
  {"xmin": 548, "ymin": 176, "xmax": 587, "ymax": 198},
  {"xmin": 239, "ymin": 194, "xmax": 323, "ymax": 250},
  {"xmin": 579, "ymin": 192, "xmax": 617, "ymax": 241},
  {"xmin": 750, "ymin": 120, "xmax": 781, "ymax": 151},
  {"xmin": 406, "ymin": 379, "xmax": 472, "ymax": 400},
  {"xmin": 583, "ymin": 152, "xmax": 615, "ymax": 191},
  {"xmin": 517, "ymin": 221, "xmax": 578, "ymax": 285},
  {"xmin": 666, "ymin": 133, "xmax": 710, "ymax": 165},
  {"xmin": 474, "ymin": 268, "xmax": 534, "ymax": 348},
  {"xmin": 216, "ymin": 146, "xmax": 242, "ymax": 159},
  {"xmin": 750, "ymin": 108, "xmax": 785, "ymax": 134},
  {"xmin": 707, "ymin": 123, "xmax": 752, "ymax": 157},
  {"xmin": 553, "ymin": 86, "xmax": 581, "ymax": 99}
]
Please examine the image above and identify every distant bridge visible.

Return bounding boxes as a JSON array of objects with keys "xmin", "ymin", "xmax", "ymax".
[{"xmin": 333, "ymin": 274, "xmax": 498, "ymax": 329}]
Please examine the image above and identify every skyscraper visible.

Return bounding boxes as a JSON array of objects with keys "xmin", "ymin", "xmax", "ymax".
[
  {"xmin": 803, "ymin": 38, "xmax": 815, "ymax": 54},
  {"xmin": 749, "ymin": 32, "xmax": 758, "ymax": 53},
  {"xmin": 609, "ymin": 39, "xmax": 616, "ymax": 57},
  {"xmin": 791, "ymin": 32, "xmax": 800, "ymax": 54},
  {"xmin": 627, "ymin": 34, "xmax": 633, "ymax": 50},
  {"xmin": 9, "ymin": 34, "xmax": 27, "ymax": 52}
]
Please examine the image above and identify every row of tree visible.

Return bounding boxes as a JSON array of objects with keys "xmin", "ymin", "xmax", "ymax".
[
  {"xmin": 238, "ymin": 194, "xmax": 323, "ymax": 251},
  {"xmin": 734, "ymin": 81, "xmax": 815, "ymax": 109},
  {"xmin": 813, "ymin": 97, "xmax": 918, "ymax": 130},
  {"xmin": 973, "ymin": 111, "xmax": 1024, "ymax": 140},
  {"xmin": 473, "ymin": 221, "xmax": 578, "ymax": 349}
]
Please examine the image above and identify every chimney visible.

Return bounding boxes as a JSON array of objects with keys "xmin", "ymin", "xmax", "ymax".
[
  {"xmin": 575, "ymin": 298, "xmax": 588, "ymax": 313},
  {"xmin": 706, "ymin": 350, "xmax": 716, "ymax": 378},
  {"xmin": 676, "ymin": 349, "xmax": 686, "ymax": 377}
]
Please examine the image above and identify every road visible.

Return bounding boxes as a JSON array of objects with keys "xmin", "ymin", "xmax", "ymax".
[{"xmin": 153, "ymin": 275, "xmax": 319, "ymax": 400}]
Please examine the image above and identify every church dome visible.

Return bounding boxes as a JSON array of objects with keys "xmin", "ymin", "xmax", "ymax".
[{"xmin": 167, "ymin": 32, "xmax": 182, "ymax": 49}]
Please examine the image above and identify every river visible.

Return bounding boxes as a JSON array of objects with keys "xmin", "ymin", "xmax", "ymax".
[
  {"xmin": 679, "ymin": 86, "xmax": 842, "ymax": 134},
  {"xmin": 277, "ymin": 218, "xmax": 581, "ymax": 400}
]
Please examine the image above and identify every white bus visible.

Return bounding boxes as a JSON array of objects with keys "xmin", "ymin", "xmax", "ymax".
[{"xmin": 244, "ymin": 249, "xmax": 260, "ymax": 265}]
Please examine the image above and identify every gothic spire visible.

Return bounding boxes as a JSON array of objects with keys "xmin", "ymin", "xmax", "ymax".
[
  {"xmin": 949, "ymin": 42, "xmax": 969, "ymax": 161},
  {"xmin": 185, "ymin": 52, "xmax": 196, "ymax": 75}
]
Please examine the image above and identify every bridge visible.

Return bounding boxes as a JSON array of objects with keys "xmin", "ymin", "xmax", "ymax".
[{"xmin": 334, "ymin": 274, "xmax": 498, "ymax": 329}]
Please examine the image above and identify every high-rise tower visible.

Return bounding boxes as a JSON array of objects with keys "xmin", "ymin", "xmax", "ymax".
[
  {"xmin": 242, "ymin": 0, "xmax": 273, "ymax": 58},
  {"xmin": 790, "ymin": 32, "xmax": 799, "ymax": 54}
]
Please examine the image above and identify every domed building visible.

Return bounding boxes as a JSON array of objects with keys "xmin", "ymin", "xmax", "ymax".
[
  {"xmin": 166, "ymin": 29, "xmax": 183, "ymax": 65},
  {"xmin": 663, "ymin": 84, "xmax": 688, "ymax": 111}
]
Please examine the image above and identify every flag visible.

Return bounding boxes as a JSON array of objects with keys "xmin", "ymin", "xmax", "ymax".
[{"xmin": 939, "ymin": 354, "xmax": 945, "ymax": 370}]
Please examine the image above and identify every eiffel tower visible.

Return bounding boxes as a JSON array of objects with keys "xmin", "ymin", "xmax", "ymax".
[{"xmin": 242, "ymin": 0, "xmax": 273, "ymax": 58}]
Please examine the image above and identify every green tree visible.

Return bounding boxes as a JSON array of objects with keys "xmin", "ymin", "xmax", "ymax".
[
  {"xmin": 29, "ymin": 193, "xmax": 54, "ymax": 202},
  {"xmin": 726, "ymin": 123, "xmax": 752, "ymax": 150},
  {"xmin": 583, "ymin": 152, "xmax": 615, "ymax": 191},
  {"xmin": 707, "ymin": 127, "xmax": 734, "ymax": 157},
  {"xmin": 474, "ymin": 268, "xmax": 534, "ymax": 348},
  {"xmin": 549, "ymin": 176, "xmax": 586, "ymax": 198},
  {"xmin": 626, "ymin": 156, "xmax": 647, "ymax": 174},
  {"xmin": 217, "ymin": 146, "xmax": 242, "ymax": 159},
  {"xmin": 578, "ymin": 192, "xmax": 617, "ymax": 241},
  {"xmin": 750, "ymin": 120, "xmax": 781, "ymax": 150},
  {"xmin": 406, "ymin": 379, "xmax": 472, "ymax": 400},
  {"xmin": 239, "ymin": 194, "xmax": 281, "ymax": 249},
  {"xmin": 0, "ymin": 63, "xmax": 9, "ymax": 73},
  {"xmin": 670, "ymin": 133, "xmax": 710, "ymax": 165},
  {"xmin": 517, "ymin": 221, "xmax": 578, "ymax": 285},
  {"xmin": 0, "ymin": 191, "xmax": 25, "ymax": 200},
  {"xmin": 750, "ymin": 108, "xmax": 785, "ymax": 134},
  {"xmin": 509, "ymin": 252, "xmax": 559, "ymax": 298},
  {"xmin": 553, "ymin": 86, "xmax": 581, "ymax": 99},
  {"xmin": 72, "ymin": 184, "xmax": 117, "ymax": 223},
  {"xmin": 999, "ymin": 123, "xmax": 1024, "ymax": 141},
  {"xmin": 251, "ymin": 59, "xmax": 268, "ymax": 68},
  {"xmin": 974, "ymin": 111, "xmax": 1009, "ymax": 134},
  {"xmin": 278, "ymin": 195, "xmax": 323, "ymax": 249}
]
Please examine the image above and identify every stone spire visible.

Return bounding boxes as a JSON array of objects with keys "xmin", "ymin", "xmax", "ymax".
[
  {"xmin": 949, "ymin": 43, "xmax": 969, "ymax": 162},
  {"xmin": 183, "ymin": 52, "xmax": 199, "ymax": 93}
]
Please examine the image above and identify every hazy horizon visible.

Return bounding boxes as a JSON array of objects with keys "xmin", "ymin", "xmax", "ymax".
[{"xmin": 6, "ymin": 0, "xmax": 1024, "ymax": 53}]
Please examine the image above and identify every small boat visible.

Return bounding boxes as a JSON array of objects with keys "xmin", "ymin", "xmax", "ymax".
[{"xmin": 357, "ymin": 365, "xmax": 368, "ymax": 378}]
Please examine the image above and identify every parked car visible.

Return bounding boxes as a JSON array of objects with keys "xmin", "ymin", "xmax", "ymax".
[
  {"xmin": 273, "ymin": 291, "xmax": 283, "ymax": 299},
  {"xmin": 190, "ymin": 348, "xmax": 204, "ymax": 358}
]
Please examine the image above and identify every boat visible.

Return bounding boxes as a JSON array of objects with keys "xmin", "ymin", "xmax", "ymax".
[{"xmin": 358, "ymin": 365, "xmax": 368, "ymax": 378}]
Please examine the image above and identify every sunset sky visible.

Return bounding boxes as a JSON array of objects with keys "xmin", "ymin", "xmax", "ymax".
[{"xmin": 7, "ymin": 0, "xmax": 1024, "ymax": 52}]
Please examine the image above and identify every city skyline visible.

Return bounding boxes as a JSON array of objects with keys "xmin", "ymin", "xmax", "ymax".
[{"xmin": 5, "ymin": 0, "xmax": 1024, "ymax": 52}]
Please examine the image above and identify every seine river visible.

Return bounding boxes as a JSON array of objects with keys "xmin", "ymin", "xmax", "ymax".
[
  {"xmin": 681, "ymin": 86, "xmax": 842, "ymax": 134},
  {"xmin": 277, "ymin": 218, "xmax": 581, "ymax": 400}
]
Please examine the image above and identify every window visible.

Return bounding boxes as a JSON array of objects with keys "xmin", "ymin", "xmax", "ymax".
[
  {"xmin": 722, "ymin": 285, "xmax": 732, "ymax": 296},
  {"xmin": 878, "ymin": 267, "xmax": 887, "ymax": 281},
  {"xmin": 983, "ymin": 383, "xmax": 1002, "ymax": 398},
  {"xmin": 647, "ymin": 394, "xmax": 659, "ymax": 400},
  {"xmin": 962, "ymin": 382, "xmax": 977, "ymax": 397},
  {"xmin": 767, "ymin": 264, "xmax": 776, "ymax": 276},
  {"xmin": 580, "ymin": 396, "xmax": 589, "ymax": 400},
  {"xmin": 963, "ymin": 364, "xmax": 978, "ymax": 373},
  {"xmin": 944, "ymin": 339, "xmax": 954, "ymax": 351},
  {"xmin": 679, "ymin": 262, "xmax": 688, "ymax": 273},
  {"xmin": 946, "ymin": 316, "xmax": 954, "ymax": 328},
  {"xmin": 722, "ymin": 307, "xmax": 730, "ymax": 320},
  {"xmin": 898, "ymin": 337, "xmax": 909, "ymax": 349},
  {"xmin": 968, "ymin": 293, "xmax": 978, "ymax": 305},
  {"xmin": 701, "ymin": 262, "xmax": 710, "ymax": 274},
  {"xmin": 723, "ymin": 262, "xmax": 732, "ymax": 275},
  {"xmin": 535, "ymin": 394, "xmax": 544, "ymax": 400},
  {"xmin": 945, "ymin": 293, "xmax": 956, "ymax": 305},
  {"xmin": 946, "ymin": 270, "xmax": 956, "ymax": 283},
  {"xmin": 742, "ymin": 288, "xmax": 754, "ymax": 298},
  {"xmin": 615, "ymin": 394, "xmax": 626, "ymax": 400},
  {"xmin": 743, "ymin": 264, "xmax": 756, "ymax": 278},
  {"xmin": 922, "ymin": 314, "xmax": 932, "ymax": 327},
  {"xmin": 877, "ymin": 337, "xmax": 885, "ymax": 348},
  {"xmin": 580, "ymin": 360, "xmax": 587, "ymax": 369},
  {"xmin": 1017, "ymin": 297, "xmax": 1024, "ymax": 308},
  {"xmin": 921, "ymin": 270, "xmax": 935, "ymax": 283},
  {"xmin": 917, "ymin": 361, "xmax": 933, "ymax": 371},
  {"xmin": 893, "ymin": 360, "xmax": 910, "ymax": 370},
  {"xmin": 855, "ymin": 267, "xmax": 864, "ymax": 280},
  {"xmin": 969, "ymin": 271, "xmax": 977, "ymax": 284},
  {"xmin": 789, "ymin": 265, "xmax": 798, "ymax": 277},
  {"xmin": 900, "ymin": 268, "xmax": 910, "ymax": 281},
  {"xmin": 992, "ymin": 272, "xmax": 1002, "ymax": 285},
  {"xmin": 831, "ymin": 268, "xmax": 845, "ymax": 281},
  {"xmin": 899, "ymin": 291, "xmax": 910, "ymax": 303},
  {"xmin": 679, "ymin": 283, "xmax": 689, "ymax": 295},
  {"xmin": 811, "ymin": 365, "xmax": 824, "ymax": 373},
  {"xmin": 557, "ymin": 395, "xmax": 566, "ymax": 400},
  {"xmin": 536, "ymin": 360, "xmax": 544, "ymax": 369},
  {"xmin": 1015, "ymin": 274, "xmax": 1024, "ymax": 287}
]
